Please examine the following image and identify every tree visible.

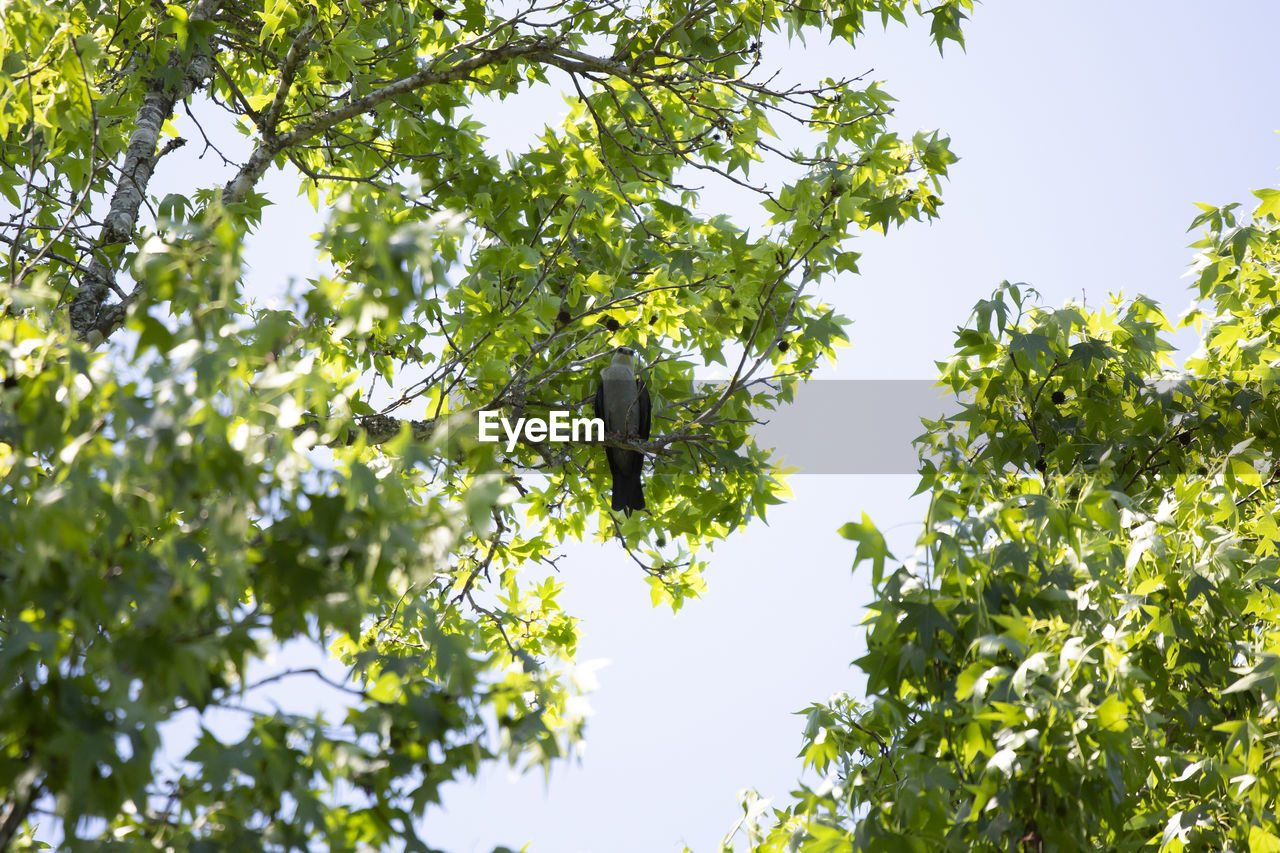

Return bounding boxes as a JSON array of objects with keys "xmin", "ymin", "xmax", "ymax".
[
  {"xmin": 0, "ymin": 0, "xmax": 971, "ymax": 848},
  {"xmin": 731, "ymin": 187, "xmax": 1280, "ymax": 850}
]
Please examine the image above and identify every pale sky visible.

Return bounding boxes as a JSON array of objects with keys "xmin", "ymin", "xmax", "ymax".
[{"xmin": 144, "ymin": 3, "xmax": 1280, "ymax": 852}]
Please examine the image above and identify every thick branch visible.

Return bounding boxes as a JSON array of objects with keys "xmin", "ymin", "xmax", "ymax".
[
  {"xmin": 70, "ymin": 0, "xmax": 225, "ymax": 343},
  {"xmin": 297, "ymin": 414, "xmax": 439, "ymax": 447}
]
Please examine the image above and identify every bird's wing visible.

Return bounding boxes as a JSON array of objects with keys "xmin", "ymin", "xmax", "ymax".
[
  {"xmin": 637, "ymin": 376, "xmax": 651, "ymax": 440},
  {"xmin": 593, "ymin": 377, "xmax": 608, "ymax": 431}
]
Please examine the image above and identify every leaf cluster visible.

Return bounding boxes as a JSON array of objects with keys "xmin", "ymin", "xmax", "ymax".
[{"xmin": 734, "ymin": 193, "xmax": 1280, "ymax": 851}]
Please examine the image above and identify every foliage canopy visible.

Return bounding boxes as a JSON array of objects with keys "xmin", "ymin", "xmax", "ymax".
[
  {"xmin": 0, "ymin": 0, "xmax": 969, "ymax": 848},
  {"xmin": 732, "ymin": 189, "xmax": 1280, "ymax": 851}
]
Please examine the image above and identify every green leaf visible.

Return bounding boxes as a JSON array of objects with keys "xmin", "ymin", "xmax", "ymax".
[
  {"xmin": 839, "ymin": 512, "xmax": 891, "ymax": 587},
  {"xmin": 1253, "ymin": 188, "xmax": 1280, "ymax": 221}
]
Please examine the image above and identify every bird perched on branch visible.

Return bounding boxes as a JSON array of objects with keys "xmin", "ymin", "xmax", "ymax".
[{"xmin": 593, "ymin": 346, "xmax": 651, "ymax": 516}]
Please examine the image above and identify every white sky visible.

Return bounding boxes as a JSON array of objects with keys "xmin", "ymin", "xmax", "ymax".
[{"xmin": 143, "ymin": 3, "xmax": 1280, "ymax": 852}]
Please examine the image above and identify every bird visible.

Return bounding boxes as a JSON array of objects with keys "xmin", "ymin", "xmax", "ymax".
[{"xmin": 593, "ymin": 346, "xmax": 651, "ymax": 516}]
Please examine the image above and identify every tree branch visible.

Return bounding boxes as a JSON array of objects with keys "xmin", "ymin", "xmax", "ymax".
[
  {"xmin": 69, "ymin": 0, "xmax": 225, "ymax": 344},
  {"xmin": 0, "ymin": 770, "xmax": 39, "ymax": 851},
  {"xmin": 223, "ymin": 36, "xmax": 566, "ymax": 204},
  {"xmin": 297, "ymin": 413, "xmax": 439, "ymax": 447},
  {"xmin": 262, "ymin": 15, "xmax": 321, "ymax": 135}
]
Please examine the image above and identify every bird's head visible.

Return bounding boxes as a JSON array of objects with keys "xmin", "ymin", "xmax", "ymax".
[{"xmin": 611, "ymin": 346, "xmax": 637, "ymax": 365}]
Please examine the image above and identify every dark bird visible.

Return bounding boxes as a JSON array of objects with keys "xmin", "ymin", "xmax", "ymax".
[{"xmin": 593, "ymin": 346, "xmax": 651, "ymax": 516}]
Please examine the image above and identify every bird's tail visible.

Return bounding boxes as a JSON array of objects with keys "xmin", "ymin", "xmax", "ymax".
[{"xmin": 612, "ymin": 473, "xmax": 645, "ymax": 516}]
